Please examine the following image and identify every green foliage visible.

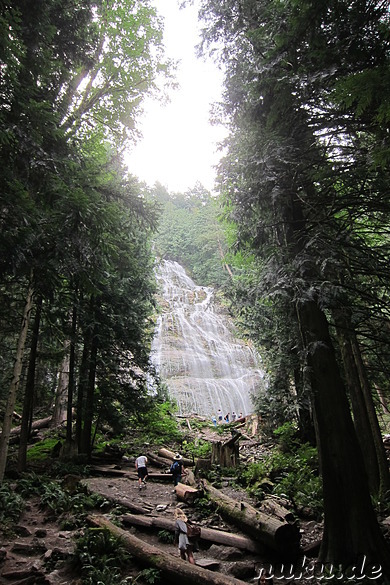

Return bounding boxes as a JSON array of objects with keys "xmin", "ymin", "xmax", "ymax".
[
  {"xmin": 51, "ymin": 460, "xmax": 90, "ymax": 479},
  {"xmin": 238, "ymin": 428, "xmax": 323, "ymax": 519},
  {"xmin": 16, "ymin": 472, "xmax": 108, "ymax": 518},
  {"xmin": 129, "ymin": 400, "xmax": 182, "ymax": 447},
  {"xmin": 26, "ymin": 438, "xmax": 63, "ymax": 462},
  {"xmin": 193, "ymin": 496, "xmax": 214, "ymax": 519},
  {"xmin": 157, "ymin": 529, "xmax": 174, "ymax": 544},
  {"xmin": 134, "ymin": 569, "xmax": 161, "ymax": 584},
  {"xmin": 73, "ymin": 528, "xmax": 131, "ymax": 584},
  {"xmin": 181, "ymin": 439, "xmax": 211, "ymax": 459},
  {"xmin": 151, "ymin": 183, "xmax": 230, "ymax": 288},
  {"xmin": 0, "ymin": 483, "xmax": 25, "ymax": 528},
  {"xmin": 273, "ymin": 422, "xmax": 300, "ymax": 453}
]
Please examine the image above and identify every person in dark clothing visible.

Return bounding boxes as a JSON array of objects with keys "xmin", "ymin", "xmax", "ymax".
[{"xmin": 170, "ymin": 453, "xmax": 186, "ymax": 487}]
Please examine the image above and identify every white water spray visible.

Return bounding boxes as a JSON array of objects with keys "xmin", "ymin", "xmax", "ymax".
[{"xmin": 150, "ymin": 260, "xmax": 266, "ymax": 418}]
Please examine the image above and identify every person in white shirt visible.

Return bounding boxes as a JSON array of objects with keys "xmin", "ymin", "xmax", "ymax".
[{"xmin": 135, "ymin": 454, "xmax": 148, "ymax": 490}]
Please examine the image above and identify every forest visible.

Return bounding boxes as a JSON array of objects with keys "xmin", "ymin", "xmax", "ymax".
[{"xmin": 1, "ymin": 0, "xmax": 390, "ymax": 582}]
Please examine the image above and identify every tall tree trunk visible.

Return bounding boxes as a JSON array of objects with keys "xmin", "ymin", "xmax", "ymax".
[
  {"xmin": 297, "ymin": 300, "xmax": 390, "ymax": 575},
  {"xmin": 333, "ymin": 307, "xmax": 389, "ymax": 501},
  {"xmin": 80, "ymin": 324, "xmax": 98, "ymax": 458},
  {"xmin": 18, "ymin": 295, "xmax": 42, "ymax": 473},
  {"xmin": 76, "ymin": 329, "xmax": 91, "ymax": 452},
  {"xmin": 51, "ymin": 341, "xmax": 70, "ymax": 428},
  {"xmin": 66, "ymin": 303, "xmax": 77, "ymax": 447},
  {"xmin": 333, "ymin": 308, "xmax": 379, "ymax": 495},
  {"xmin": 0, "ymin": 280, "xmax": 34, "ymax": 482},
  {"xmin": 351, "ymin": 333, "xmax": 390, "ymax": 502}
]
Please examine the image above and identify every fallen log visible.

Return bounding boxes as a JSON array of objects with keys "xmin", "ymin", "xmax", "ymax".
[
  {"xmin": 202, "ymin": 480, "xmax": 300, "ymax": 559},
  {"xmin": 82, "ymin": 480, "xmax": 152, "ymax": 514},
  {"xmin": 146, "ymin": 451, "xmax": 172, "ymax": 468},
  {"xmin": 88, "ymin": 465, "xmax": 172, "ymax": 482},
  {"xmin": 174, "ymin": 482, "xmax": 202, "ymax": 504},
  {"xmin": 10, "ymin": 415, "xmax": 52, "ymax": 436},
  {"xmin": 89, "ymin": 465, "xmax": 129, "ymax": 477},
  {"xmin": 88, "ymin": 514, "xmax": 250, "ymax": 585},
  {"xmin": 260, "ymin": 497, "xmax": 296, "ymax": 524},
  {"xmin": 121, "ymin": 514, "xmax": 264, "ymax": 553},
  {"xmin": 158, "ymin": 448, "xmax": 193, "ymax": 467}
]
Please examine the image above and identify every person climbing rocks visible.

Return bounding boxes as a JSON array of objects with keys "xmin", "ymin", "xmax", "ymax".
[{"xmin": 135, "ymin": 454, "xmax": 148, "ymax": 490}]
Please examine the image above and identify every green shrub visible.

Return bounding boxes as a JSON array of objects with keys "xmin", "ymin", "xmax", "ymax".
[
  {"xmin": 238, "ymin": 431, "xmax": 323, "ymax": 518},
  {"xmin": 273, "ymin": 421, "xmax": 300, "ymax": 453},
  {"xmin": 157, "ymin": 529, "xmax": 174, "ymax": 543},
  {"xmin": 26, "ymin": 438, "xmax": 60, "ymax": 461},
  {"xmin": 73, "ymin": 528, "xmax": 131, "ymax": 584},
  {"xmin": 181, "ymin": 439, "xmax": 211, "ymax": 459},
  {"xmin": 0, "ymin": 483, "xmax": 25, "ymax": 527},
  {"xmin": 134, "ymin": 568, "xmax": 161, "ymax": 584},
  {"xmin": 129, "ymin": 400, "xmax": 181, "ymax": 447},
  {"xmin": 16, "ymin": 472, "xmax": 109, "ymax": 517}
]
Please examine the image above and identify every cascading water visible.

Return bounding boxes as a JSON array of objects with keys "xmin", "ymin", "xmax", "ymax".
[{"xmin": 150, "ymin": 259, "xmax": 266, "ymax": 418}]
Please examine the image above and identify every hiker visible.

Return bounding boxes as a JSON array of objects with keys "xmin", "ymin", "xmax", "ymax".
[
  {"xmin": 170, "ymin": 453, "xmax": 186, "ymax": 487},
  {"xmin": 174, "ymin": 508, "xmax": 195, "ymax": 564},
  {"xmin": 231, "ymin": 411, "xmax": 237, "ymax": 422},
  {"xmin": 224, "ymin": 412, "xmax": 230, "ymax": 423},
  {"xmin": 217, "ymin": 408, "xmax": 223, "ymax": 424},
  {"xmin": 135, "ymin": 454, "xmax": 148, "ymax": 490}
]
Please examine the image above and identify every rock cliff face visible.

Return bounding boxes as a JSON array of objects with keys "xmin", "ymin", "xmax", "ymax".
[{"xmin": 150, "ymin": 259, "xmax": 266, "ymax": 418}]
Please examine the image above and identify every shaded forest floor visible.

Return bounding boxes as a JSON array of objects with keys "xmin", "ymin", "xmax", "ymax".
[
  {"xmin": 1, "ymin": 419, "xmax": 389, "ymax": 584},
  {"xmin": 0, "ymin": 461, "xmax": 324, "ymax": 585}
]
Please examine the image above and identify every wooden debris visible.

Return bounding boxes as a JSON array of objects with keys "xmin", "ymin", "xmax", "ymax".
[
  {"xmin": 202, "ymin": 480, "xmax": 300, "ymax": 558},
  {"xmin": 121, "ymin": 514, "xmax": 263, "ymax": 554},
  {"xmin": 260, "ymin": 496, "xmax": 296, "ymax": 524},
  {"xmin": 88, "ymin": 514, "xmax": 250, "ymax": 585},
  {"xmin": 10, "ymin": 416, "xmax": 52, "ymax": 436},
  {"xmin": 211, "ymin": 433, "xmax": 240, "ymax": 468},
  {"xmin": 82, "ymin": 479, "xmax": 152, "ymax": 514},
  {"xmin": 174, "ymin": 482, "xmax": 202, "ymax": 504},
  {"xmin": 158, "ymin": 448, "xmax": 193, "ymax": 467},
  {"xmin": 146, "ymin": 451, "xmax": 172, "ymax": 468}
]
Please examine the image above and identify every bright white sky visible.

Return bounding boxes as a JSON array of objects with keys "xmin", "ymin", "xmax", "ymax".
[{"xmin": 125, "ymin": 0, "xmax": 227, "ymax": 193}]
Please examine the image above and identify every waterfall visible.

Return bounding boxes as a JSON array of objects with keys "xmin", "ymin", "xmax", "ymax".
[{"xmin": 150, "ymin": 259, "xmax": 266, "ymax": 418}]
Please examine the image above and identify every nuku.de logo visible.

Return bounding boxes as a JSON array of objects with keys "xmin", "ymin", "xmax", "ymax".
[{"xmin": 253, "ymin": 555, "xmax": 382, "ymax": 581}]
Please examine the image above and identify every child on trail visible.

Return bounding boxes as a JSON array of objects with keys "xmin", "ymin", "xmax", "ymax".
[
  {"xmin": 135, "ymin": 454, "xmax": 148, "ymax": 490},
  {"xmin": 174, "ymin": 508, "xmax": 195, "ymax": 564}
]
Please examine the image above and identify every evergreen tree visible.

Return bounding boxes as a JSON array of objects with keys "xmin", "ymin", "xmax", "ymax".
[{"xmin": 198, "ymin": 0, "xmax": 390, "ymax": 572}]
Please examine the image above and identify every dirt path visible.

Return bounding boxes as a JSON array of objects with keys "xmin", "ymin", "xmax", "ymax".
[{"xmin": 0, "ymin": 461, "xmax": 270, "ymax": 584}]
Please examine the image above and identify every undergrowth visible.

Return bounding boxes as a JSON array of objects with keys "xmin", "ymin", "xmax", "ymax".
[
  {"xmin": 0, "ymin": 483, "xmax": 25, "ymax": 531},
  {"xmin": 238, "ymin": 422, "xmax": 323, "ymax": 519},
  {"xmin": 73, "ymin": 528, "xmax": 131, "ymax": 584}
]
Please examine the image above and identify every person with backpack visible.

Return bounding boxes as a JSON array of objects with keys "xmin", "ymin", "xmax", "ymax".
[
  {"xmin": 174, "ymin": 508, "xmax": 195, "ymax": 564},
  {"xmin": 170, "ymin": 453, "xmax": 186, "ymax": 487}
]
